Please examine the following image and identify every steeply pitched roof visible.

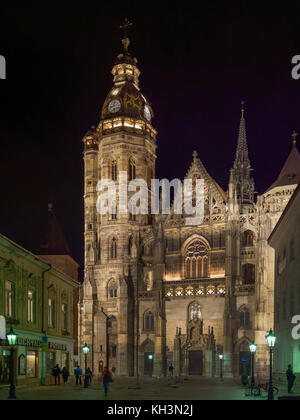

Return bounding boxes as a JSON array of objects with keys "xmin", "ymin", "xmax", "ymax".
[
  {"xmin": 266, "ymin": 144, "xmax": 300, "ymax": 192},
  {"xmin": 37, "ymin": 204, "xmax": 71, "ymax": 256}
]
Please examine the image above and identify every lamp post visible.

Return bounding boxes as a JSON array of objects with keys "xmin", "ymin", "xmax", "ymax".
[
  {"xmin": 266, "ymin": 329, "xmax": 276, "ymax": 400},
  {"xmin": 249, "ymin": 342, "xmax": 257, "ymax": 387},
  {"xmin": 6, "ymin": 328, "xmax": 17, "ymax": 399},
  {"xmin": 219, "ymin": 354, "xmax": 223, "ymax": 382},
  {"xmin": 82, "ymin": 343, "xmax": 90, "ymax": 388}
]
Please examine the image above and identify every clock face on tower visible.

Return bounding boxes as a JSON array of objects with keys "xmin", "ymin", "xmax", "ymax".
[
  {"xmin": 144, "ymin": 105, "xmax": 151, "ymax": 121},
  {"xmin": 108, "ymin": 99, "xmax": 121, "ymax": 113}
]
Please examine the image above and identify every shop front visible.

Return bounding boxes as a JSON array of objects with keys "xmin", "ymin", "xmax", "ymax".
[{"xmin": 0, "ymin": 330, "xmax": 74, "ymax": 386}]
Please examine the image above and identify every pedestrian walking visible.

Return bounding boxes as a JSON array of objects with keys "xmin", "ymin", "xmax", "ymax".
[
  {"xmin": 52, "ymin": 364, "xmax": 61, "ymax": 385},
  {"xmin": 169, "ymin": 363, "xmax": 174, "ymax": 377},
  {"xmin": 286, "ymin": 365, "xmax": 296, "ymax": 393},
  {"xmin": 103, "ymin": 367, "xmax": 112, "ymax": 397},
  {"xmin": 74, "ymin": 366, "xmax": 83, "ymax": 386},
  {"xmin": 86, "ymin": 367, "xmax": 93, "ymax": 384},
  {"xmin": 62, "ymin": 366, "xmax": 70, "ymax": 384}
]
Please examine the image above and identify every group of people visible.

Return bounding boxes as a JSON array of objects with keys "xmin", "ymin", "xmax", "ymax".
[
  {"xmin": 52, "ymin": 364, "xmax": 114, "ymax": 396},
  {"xmin": 52, "ymin": 362, "xmax": 297, "ymax": 396}
]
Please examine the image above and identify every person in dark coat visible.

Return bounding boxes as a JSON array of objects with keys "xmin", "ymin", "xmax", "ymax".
[
  {"xmin": 62, "ymin": 366, "xmax": 70, "ymax": 384},
  {"xmin": 102, "ymin": 367, "xmax": 112, "ymax": 397},
  {"xmin": 52, "ymin": 364, "xmax": 61, "ymax": 385},
  {"xmin": 286, "ymin": 365, "xmax": 296, "ymax": 393},
  {"xmin": 86, "ymin": 367, "xmax": 92, "ymax": 384},
  {"xmin": 169, "ymin": 363, "xmax": 174, "ymax": 377}
]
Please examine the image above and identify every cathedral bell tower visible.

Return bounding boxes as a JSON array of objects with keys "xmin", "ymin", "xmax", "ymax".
[{"xmin": 81, "ymin": 19, "xmax": 158, "ymax": 376}]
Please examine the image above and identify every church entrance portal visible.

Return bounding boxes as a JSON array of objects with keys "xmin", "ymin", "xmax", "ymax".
[
  {"xmin": 188, "ymin": 350, "xmax": 203, "ymax": 375},
  {"xmin": 239, "ymin": 351, "xmax": 251, "ymax": 376},
  {"xmin": 144, "ymin": 353, "xmax": 154, "ymax": 376}
]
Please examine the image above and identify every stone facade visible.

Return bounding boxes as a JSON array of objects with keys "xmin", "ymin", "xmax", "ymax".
[
  {"xmin": 269, "ymin": 184, "xmax": 300, "ymax": 391},
  {"xmin": 0, "ymin": 233, "xmax": 78, "ymax": 385},
  {"xmin": 80, "ymin": 33, "xmax": 300, "ymax": 378}
]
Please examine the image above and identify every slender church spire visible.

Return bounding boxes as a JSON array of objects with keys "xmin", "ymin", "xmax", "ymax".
[
  {"xmin": 234, "ymin": 101, "xmax": 251, "ymax": 170},
  {"xmin": 231, "ymin": 102, "xmax": 255, "ymax": 209}
]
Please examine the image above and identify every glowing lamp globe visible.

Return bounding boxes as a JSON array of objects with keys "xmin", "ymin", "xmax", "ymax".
[
  {"xmin": 7, "ymin": 328, "xmax": 17, "ymax": 346},
  {"xmin": 249, "ymin": 342, "xmax": 257, "ymax": 353},
  {"xmin": 82, "ymin": 343, "xmax": 90, "ymax": 355},
  {"xmin": 219, "ymin": 354, "xmax": 223, "ymax": 360},
  {"xmin": 265, "ymin": 330, "xmax": 276, "ymax": 348}
]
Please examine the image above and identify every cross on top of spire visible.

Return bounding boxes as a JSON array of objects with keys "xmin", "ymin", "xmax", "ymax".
[
  {"xmin": 120, "ymin": 18, "xmax": 133, "ymax": 53},
  {"xmin": 292, "ymin": 130, "xmax": 298, "ymax": 146},
  {"xmin": 241, "ymin": 100, "xmax": 245, "ymax": 117}
]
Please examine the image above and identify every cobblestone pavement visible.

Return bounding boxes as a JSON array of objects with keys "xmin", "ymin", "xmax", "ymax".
[{"xmin": 0, "ymin": 376, "xmax": 299, "ymax": 400}]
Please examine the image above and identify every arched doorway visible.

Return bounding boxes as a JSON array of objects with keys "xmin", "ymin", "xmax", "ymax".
[
  {"xmin": 238, "ymin": 340, "xmax": 251, "ymax": 377},
  {"xmin": 141, "ymin": 338, "xmax": 154, "ymax": 376}
]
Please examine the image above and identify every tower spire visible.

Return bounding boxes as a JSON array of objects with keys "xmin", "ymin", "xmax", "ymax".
[
  {"xmin": 234, "ymin": 101, "xmax": 250, "ymax": 169},
  {"xmin": 230, "ymin": 102, "xmax": 255, "ymax": 209}
]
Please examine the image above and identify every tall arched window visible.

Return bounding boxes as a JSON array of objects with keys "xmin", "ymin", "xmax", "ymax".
[
  {"xmin": 108, "ymin": 280, "xmax": 118, "ymax": 298},
  {"xmin": 128, "ymin": 236, "xmax": 133, "ymax": 256},
  {"xmin": 111, "ymin": 161, "xmax": 117, "ymax": 181},
  {"xmin": 242, "ymin": 264, "xmax": 255, "ymax": 284},
  {"xmin": 188, "ymin": 302, "xmax": 201, "ymax": 321},
  {"xmin": 144, "ymin": 310, "xmax": 154, "ymax": 331},
  {"xmin": 239, "ymin": 306, "xmax": 250, "ymax": 327},
  {"xmin": 185, "ymin": 239, "xmax": 209, "ymax": 279},
  {"xmin": 129, "ymin": 159, "xmax": 136, "ymax": 181},
  {"xmin": 110, "ymin": 238, "xmax": 117, "ymax": 259},
  {"xmin": 243, "ymin": 230, "xmax": 255, "ymax": 247}
]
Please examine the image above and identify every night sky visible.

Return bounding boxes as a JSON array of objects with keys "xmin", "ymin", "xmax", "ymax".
[{"xmin": 1, "ymin": 2, "xmax": 300, "ymax": 279}]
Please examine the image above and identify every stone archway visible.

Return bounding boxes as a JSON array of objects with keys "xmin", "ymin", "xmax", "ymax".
[{"xmin": 140, "ymin": 338, "xmax": 154, "ymax": 376}]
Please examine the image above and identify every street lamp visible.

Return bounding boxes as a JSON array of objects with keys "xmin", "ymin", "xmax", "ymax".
[
  {"xmin": 82, "ymin": 343, "xmax": 90, "ymax": 388},
  {"xmin": 218, "ymin": 354, "xmax": 224, "ymax": 382},
  {"xmin": 266, "ymin": 329, "xmax": 276, "ymax": 400},
  {"xmin": 249, "ymin": 342, "xmax": 257, "ymax": 387},
  {"xmin": 6, "ymin": 328, "xmax": 17, "ymax": 399}
]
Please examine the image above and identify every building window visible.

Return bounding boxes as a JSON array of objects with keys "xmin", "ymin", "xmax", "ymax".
[
  {"xmin": 189, "ymin": 302, "xmax": 201, "ymax": 321},
  {"xmin": 5, "ymin": 281, "xmax": 15, "ymax": 318},
  {"xmin": 242, "ymin": 264, "xmax": 255, "ymax": 285},
  {"xmin": 185, "ymin": 239, "xmax": 209, "ymax": 279},
  {"xmin": 112, "ymin": 161, "xmax": 117, "ymax": 181},
  {"xmin": 144, "ymin": 310, "xmax": 154, "ymax": 331},
  {"xmin": 110, "ymin": 238, "xmax": 117, "ymax": 259},
  {"xmin": 48, "ymin": 298, "xmax": 55, "ymax": 328},
  {"xmin": 27, "ymin": 291, "xmax": 35, "ymax": 323},
  {"xmin": 240, "ymin": 307, "xmax": 250, "ymax": 327},
  {"xmin": 110, "ymin": 346, "xmax": 117, "ymax": 358},
  {"xmin": 243, "ymin": 230, "xmax": 255, "ymax": 247},
  {"xmin": 109, "ymin": 287, "xmax": 117, "ymax": 298},
  {"xmin": 26, "ymin": 351, "xmax": 37, "ymax": 378},
  {"xmin": 62, "ymin": 304, "xmax": 68, "ymax": 331},
  {"xmin": 129, "ymin": 160, "xmax": 136, "ymax": 181}
]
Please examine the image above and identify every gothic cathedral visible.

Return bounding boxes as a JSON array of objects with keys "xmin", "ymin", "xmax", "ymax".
[{"xmin": 79, "ymin": 27, "xmax": 300, "ymax": 378}]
